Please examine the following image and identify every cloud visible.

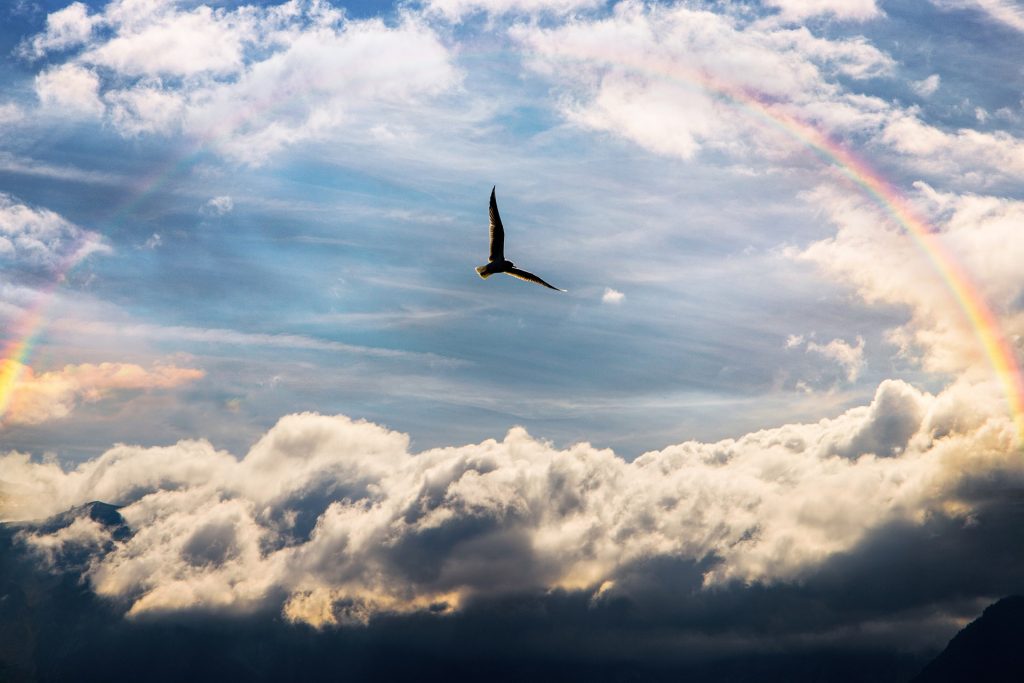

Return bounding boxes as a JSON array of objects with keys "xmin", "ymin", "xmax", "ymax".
[
  {"xmin": 0, "ymin": 361, "xmax": 205, "ymax": 427},
  {"xmin": 21, "ymin": 1, "xmax": 461, "ymax": 165},
  {"xmin": 185, "ymin": 15, "xmax": 459, "ymax": 165},
  {"xmin": 931, "ymin": 0, "xmax": 1024, "ymax": 32},
  {"xmin": 512, "ymin": 2, "xmax": 895, "ymax": 163},
  {"xmin": 35, "ymin": 63, "xmax": 104, "ymax": 117},
  {"xmin": 796, "ymin": 183, "xmax": 1024, "ymax": 376},
  {"xmin": 425, "ymin": 0, "xmax": 603, "ymax": 20},
  {"xmin": 3, "ymin": 373, "xmax": 1020, "ymax": 627},
  {"xmin": 81, "ymin": 4, "xmax": 251, "ymax": 78},
  {"xmin": 912, "ymin": 74, "xmax": 940, "ymax": 97},
  {"xmin": 56, "ymin": 319, "xmax": 460, "ymax": 363},
  {"xmin": 20, "ymin": 1, "xmax": 99, "ymax": 58},
  {"xmin": 201, "ymin": 196, "xmax": 234, "ymax": 216},
  {"xmin": 511, "ymin": 3, "xmax": 1024, "ymax": 189},
  {"xmin": 0, "ymin": 193, "xmax": 106, "ymax": 268},
  {"xmin": 0, "ymin": 153, "xmax": 123, "ymax": 185},
  {"xmin": 105, "ymin": 82, "xmax": 186, "ymax": 136},
  {"xmin": 601, "ymin": 287, "xmax": 624, "ymax": 304},
  {"xmin": 806, "ymin": 336, "xmax": 866, "ymax": 382},
  {"xmin": 878, "ymin": 113, "xmax": 1024, "ymax": 183},
  {"xmin": 0, "ymin": 103, "xmax": 25, "ymax": 125},
  {"xmin": 764, "ymin": 0, "xmax": 882, "ymax": 22}
]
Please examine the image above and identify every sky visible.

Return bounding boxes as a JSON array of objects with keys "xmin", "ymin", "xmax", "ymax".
[{"xmin": 2, "ymin": 0, "xmax": 1024, "ymax": 675}]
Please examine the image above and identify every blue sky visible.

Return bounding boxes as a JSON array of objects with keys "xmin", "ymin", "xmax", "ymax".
[
  {"xmin": 3, "ymin": 0, "xmax": 1024, "ymax": 650},
  {"xmin": 8, "ymin": 0, "xmax": 1021, "ymax": 460}
]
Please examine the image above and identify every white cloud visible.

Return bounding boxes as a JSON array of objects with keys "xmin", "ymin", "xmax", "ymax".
[
  {"xmin": 931, "ymin": 0, "xmax": 1024, "ymax": 32},
  {"xmin": 21, "ymin": 1, "xmax": 99, "ymax": 58},
  {"xmin": 0, "ymin": 193, "xmax": 106, "ymax": 267},
  {"xmin": 201, "ymin": 196, "xmax": 234, "ymax": 216},
  {"xmin": 143, "ymin": 233, "xmax": 161, "ymax": 249},
  {"xmin": 185, "ymin": 16, "xmax": 459, "ymax": 165},
  {"xmin": 35, "ymin": 63, "xmax": 104, "ymax": 117},
  {"xmin": 912, "ymin": 74, "xmax": 940, "ymax": 98},
  {"xmin": 426, "ymin": 0, "xmax": 602, "ymax": 20},
  {"xmin": 764, "ymin": 0, "xmax": 882, "ymax": 22},
  {"xmin": 513, "ymin": 2, "xmax": 894, "ymax": 163},
  {"xmin": 105, "ymin": 83, "xmax": 185, "ymax": 136},
  {"xmin": 806, "ymin": 336, "xmax": 866, "ymax": 382},
  {"xmin": 82, "ymin": 5, "xmax": 251, "ymax": 78},
  {"xmin": 0, "ymin": 103, "xmax": 25, "ymax": 125},
  {"xmin": 0, "ymin": 153, "xmax": 123, "ymax": 185},
  {"xmin": 21, "ymin": 1, "xmax": 461, "ymax": 164},
  {"xmin": 3, "ymin": 375, "xmax": 1019, "ymax": 625},
  {"xmin": 0, "ymin": 361, "xmax": 205, "ymax": 427},
  {"xmin": 601, "ymin": 287, "xmax": 624, "ymax": 304},
  {"xmin": 872, "ymin": 109, "xmax": 1024, "ymax": 186},
  {"xmin": 796, "ymin": 183, "xmax": 1024, "ymax": 376},
  {"xmin": 513, "ymin": 3, "xmax": 1024, "ymax": 189}
]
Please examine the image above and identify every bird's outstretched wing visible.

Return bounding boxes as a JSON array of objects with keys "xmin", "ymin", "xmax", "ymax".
[
  {"xmin": 488, "ymin": 186, "xmax": 504, "ymax": 263},
  {"xmin": 506, "ymin": 267, "xmax": 563, "ymax": 291}
]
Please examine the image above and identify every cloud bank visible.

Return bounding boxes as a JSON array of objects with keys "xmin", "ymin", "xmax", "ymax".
[{"xmin": 3, "ymin": 373, "xmax": 1020, "ymax": 630}]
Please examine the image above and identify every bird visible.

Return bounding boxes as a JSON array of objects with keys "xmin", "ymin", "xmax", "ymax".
[{"xmin": 475, "ymin": 186, "xmax": 563, "ymax": 291}]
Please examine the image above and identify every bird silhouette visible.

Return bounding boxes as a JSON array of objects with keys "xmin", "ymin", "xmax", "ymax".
[{"xmin": 475, "ymin": 187, "xmax": 563, "ymax": 291}]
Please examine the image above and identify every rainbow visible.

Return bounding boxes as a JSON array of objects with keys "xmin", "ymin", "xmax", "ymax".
[{"xmin": 548, "ymin": 48, "xmax": 1024, "ymax": 442}]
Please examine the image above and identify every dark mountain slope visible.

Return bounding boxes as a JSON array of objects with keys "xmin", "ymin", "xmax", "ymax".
[{"xmin": 912, "ymin": 596, "xmax": 1024, "ymax": 683}]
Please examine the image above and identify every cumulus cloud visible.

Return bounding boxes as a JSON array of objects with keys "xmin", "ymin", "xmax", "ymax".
[
  {"xmin": 878, "ymin": 112, "xmax": 1024, "ymax": 182},
  {"xmin": 20, "ymin": 1, "xmax": 99, "ymax": 58},
  {"xmin": 601, "ymin": 287, "xmax": 624, "ymax": 304},
  {"xmin": 0, "ymin": 193, "xmax": 106, "ymax": 268},
  {"xmin": 3, "ymin": 374, "xmax": 1020, "ymax": 626},
  {"xmin": 806, "ymin": 336, "xmax": 866, "ymax": 382},
  {"xmin": 21, "ymin": 1, "xmax": 460, "ymax": 164},
  {"xmin": 201, "ymin": 195, "xmax": 234, "ymax": 216},
  {"xmin": 82, "ymin": 4, "xmax": 251, "ymax": 78},
  {"xmin": 35, "ymin": 63, "xmax": 104, "ymax": 117},
  {"xmin": 105, "ymin": 82, "xmax": 186, "ymax": 136},
  {"xmin": 797, "ymin": 183, "xmax": 1024, "ymax": 376},
  {"xmin": 0, "ymin": 361, "xmax": 205, "ymax": 427}
]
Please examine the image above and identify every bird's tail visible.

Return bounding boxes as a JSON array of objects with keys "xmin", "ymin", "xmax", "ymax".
[{"xmin": 475, "ymin": 265, "xmax": 492, "ymax": 279}]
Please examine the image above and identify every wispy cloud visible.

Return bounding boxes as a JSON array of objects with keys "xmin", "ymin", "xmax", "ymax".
[
  {"xmin": 56, "ymin": 319, "xmax": 464, "ymax": 365},
  {"xmin": 931, "ymin": 0, "xmax": 1024, "ymax": 32},
  {"xmin": 0, "ymin": 153, "xmax": 124, "ymax": 185}
]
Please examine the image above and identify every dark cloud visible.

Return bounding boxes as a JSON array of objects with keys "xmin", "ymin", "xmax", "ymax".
[{"xmin": 6, "ymin": 488, "xmax": 1024, "ymax": 682}]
